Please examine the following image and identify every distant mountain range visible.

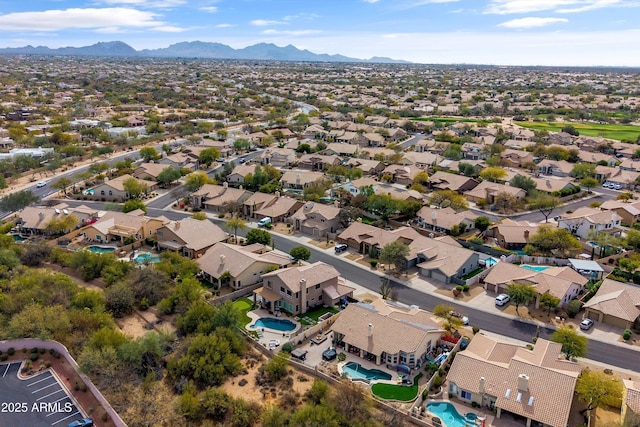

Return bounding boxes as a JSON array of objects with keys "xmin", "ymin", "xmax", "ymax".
[{"xmin": 0, "ymin": 41, "xmax": 409, "ymax": 64}]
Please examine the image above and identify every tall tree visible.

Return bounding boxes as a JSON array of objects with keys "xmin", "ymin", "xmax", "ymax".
[
  {"xmin": 579, "ymin": 177, "xmax": 599, "ymax": 193},
  {"xmin": 0, "ymin": 190, "xmax": 40, "ymax": 212},
  {"xmin": 52, "ymin": 176, "xmax": 73, "ymax": 196},
  {"xmin": 184, "ymin": 172, "xmax": 213, "ymax": 192},
  {"xmin": 433, "ymin": 304, "xmax": 463, "ymax": 333},
  {"xmin": 539, "ymin": 293, "xmax": 560, "ymax": 316},
  {"xmin": 575, "ymin": 370, "xmax": 623, "ymax": 418},
  {"xmin": 380, "ymin": 241, "xmax": 410, "ymax": 273},
  {"xmin": 479, "ymin": 167, "xmax": 508, "ymax": 182},
  {"xmin": 198, "ymin": 147, "xmax": 221, "ymax": 168},
  {"xmin": 157, "ymin": 167, "xmax": 182, "ymax": 187},
  {"xmin": 505, "ymin": 283, "xmax": 537, "ymax": 315},
  {"xmin": 550, "ymin": 326, "xmax": 588, "ymax": 360},
  {"xmin": 123, "ymin": 177, "xmax": 147, "ymax": 199},
  {"xmin": 139, "ymin": 146, "xmax": 160, "ymax": 162},
  {"xmin": 226, "ymin": 216, "xmax": 247, "ymax": 244},
  {"xmin": 529, "ymin": 195, "xmax": 560, "ymax": 223},
  {"xmin": 427, "ymin": 190, "xmax": 469, "ymax": 211}
]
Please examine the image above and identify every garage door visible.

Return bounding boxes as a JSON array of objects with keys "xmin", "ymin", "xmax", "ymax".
[{"xmin": 431, "ymin": 271, "xmax": 448, "ymax": 283}]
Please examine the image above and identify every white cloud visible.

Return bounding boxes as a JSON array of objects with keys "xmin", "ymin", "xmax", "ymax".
[
  {"xmin": 0, "ymin": 8, "xmax": 172, "ymax": 31},
  {"xmin": 152, "ymin": 25, "xmax": 185, "ymax": 32},
  {"xmin": 97, "ymin": 0, "xmax": 186, "ymax": 8},
  {"xmin": 484, "ymin": 0, "xmax": 622, "ymax": 14},
  {"xmin": 216, "ymin": 23, "xmax": 234, "ymax": 28},
  {"xmin": 199, "ymin": 6, "xmax": 218, "ymax": 13},
  {"xmin": 250, "ymin": 19, "xmax": 284, "ymax": 26},
  {"xmin": 362, "ymin": 0, "xmax": 381, "ymax": 3},
  {"xmin": 262, "ymin": 29, "xmax": 321, "ymax": 36},
  {"xmin": 498, "ymin": 17, "xmax": 568, "ymax": 28}
]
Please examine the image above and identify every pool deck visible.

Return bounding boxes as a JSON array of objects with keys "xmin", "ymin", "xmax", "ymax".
[
  {"xmin": 338, "ymin": 353, "xmax": 422, "ymax": 387},
  {"xmin": 247, "ymin": 308, "xmax": 301, "ymax": 348},
  {"xmin": 425, "ymin": 396, "xmax": 525, "ymax": 427}
]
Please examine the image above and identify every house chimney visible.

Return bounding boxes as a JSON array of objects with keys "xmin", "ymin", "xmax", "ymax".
[
  {"xmin": 432, "ymin": 211, "xmax": 437, "ymax": 221},
  {"xmin": 223, "ymin": 181, "xmax": 228, "ymax": 188},
  {"xmin": 296, "ymin": 174, "xmax": 301, "ymax": 185},
  {"xmin": 300, "ymin": 278, "xmax": 306, "ymax": 295},
  {"xmin": 38, "ymin": 212, "xmax": 44, "ymax": 220},
  {"xmin": 220, "ymin": 254, "xmax": 225, "ymax": 265},
  {"xmin": 175, "ymin": 221, "xmax": 180, "ymax": 230},
  {"xmin": 368, "ymin": 323, "xmax": 373, "ymax": 337},
  {"xmin": 517, "ymin": 374, "xmax": 529, "ymax": 391},
  {"xmin": 275, "ymin": 191, "xmax": 281, "ymax": 198},
  {"xmin": 479, "ymin": 377, "xmax": 485, "ymax": 394},
  {"xmin": 524, "ymin": 229, "xmax": 529, "ymax": 238},
  {"xmin": 239, "ymin": 185, "xmax": 243, "ymax": 190}
]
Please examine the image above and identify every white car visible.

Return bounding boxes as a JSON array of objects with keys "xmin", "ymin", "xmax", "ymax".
[
  {"xmin": 268, "ymin": 339, "xmax": 280, "ymax": 349},
  {"xmin": 36, "ymin": 181, "xmax": 48, "ymax": 188},
  {"xmin": 580, "ymin": 319, "xmax": 594, "ymax": 330},
  {"xmin": 495, "ymin": 294, "xmax": 511, "ymax": 306},
  {"xmin": 613, "ymin": 184, "xmax": 622, "ymax": 190},
  {"xmin": 603, "ymin": 182, "xmax": 613, "ymax": 188}
]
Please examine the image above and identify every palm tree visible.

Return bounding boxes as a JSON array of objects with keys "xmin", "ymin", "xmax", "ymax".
[{"xmin": 226, "ymin": 216, "xmax": 247, "ymax": 244}]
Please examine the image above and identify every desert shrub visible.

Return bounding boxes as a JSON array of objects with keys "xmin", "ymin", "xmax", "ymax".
[
  {"xmin": 567, "ymin": 300, "xmax": 582, "ymax": 318},
  {"xmin": 623, "ymin": 329, "xmax": 632, "ymax": 340},
  {"xmin": 29, "ymin": 353, "xmax": 38, "ymax": 361},
  {"xmin": 31, "ymin": 347, "xmax": 38, "ymax": 353},
  {"xmin": 472, "ymin": 326, "xmax": 480, "ymax": 334},
  {"xmin": 39, "ymin": 348, "xmax": 45, "ymax": 354},
  {"xmin": 370, "ymin": 259, "xmax": 378, "ymax": 268},
  {"xmin": 282, "ymin": 342, "xmax": 293, "ymax": 353},
  {"xmin": 7, "ymin": 348, "xmax": 14, "ymax": 355},
  {"xmin": 463, "ymin": 284, "xmax": 470, "ymax": 291},
  {"xmin": 455, "ymin": 285, "xmax": 464, "ymax": 292}
]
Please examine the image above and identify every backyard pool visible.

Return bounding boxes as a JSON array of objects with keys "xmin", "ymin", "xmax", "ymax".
[
  {"xmin": 87, "ymin": 245, "xmax": 116, "ymax": 253},
  {"xmin": 484, "ymin": 257, "xmax": 498, "ymax": 267},
  {"xmin": 12, "ymin": 234, "xmax": 27, "ymax": 242},
  {"xmin": 521, "ymin": 264, "xmax": 551, "ymax": 272},
  {"xmin": 341, "ymin": 362, "xmax": 392, "ymax": 383},
  {"xmin": 427, "ymin": 402, "xmax": 478, "ymax": 427},
  {"xmin": 134, "ymin": 252, "xmax": 161, "ymax": 263},
  {"xmin": 250, "ymin": 317, "xmax": 297, "ymax": 332}
]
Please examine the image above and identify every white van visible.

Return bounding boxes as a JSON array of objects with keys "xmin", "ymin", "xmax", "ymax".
[{"xmin": 258, "ymin": 217, "xmax": 272, "ymax": 227}]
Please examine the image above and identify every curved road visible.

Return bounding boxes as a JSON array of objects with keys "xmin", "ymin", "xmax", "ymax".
[{"xmin": 57, "ymin": 200, "xmax": 638, "ymax": 371}]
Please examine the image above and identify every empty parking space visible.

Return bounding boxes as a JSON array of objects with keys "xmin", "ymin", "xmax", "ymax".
[{"xmin": 0, "ymin": 361, "xmax": 84, "ymax": 427}]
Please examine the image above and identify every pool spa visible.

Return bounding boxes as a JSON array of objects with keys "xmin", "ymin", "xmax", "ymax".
[
  {"xmin": 341, "ymin": 361, "xmax": 392, "ymax": 383},
  {"xmin": 250, "ymin": 317, "xmax": 297, "ymax": 332},
  {"xmin": 426, "ymin": 402, "xmax": 479, "ymax": 427},
  {"xmin": 134, "ymin": 252, "xmax": 161, "ymax": 263}
]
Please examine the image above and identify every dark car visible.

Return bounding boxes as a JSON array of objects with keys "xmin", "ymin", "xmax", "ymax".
[
  {"xmin": 322, "ymin": 348, "xmax": 337, "ymax": 361},
  {"xmin": 67, "ymin": 418, "xmax": 94, "ymax": 427}
]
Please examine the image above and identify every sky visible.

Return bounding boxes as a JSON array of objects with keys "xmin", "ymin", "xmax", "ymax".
[{"xmin": 0, "ymin": 0, "xmax": 639, "ymax": 66}]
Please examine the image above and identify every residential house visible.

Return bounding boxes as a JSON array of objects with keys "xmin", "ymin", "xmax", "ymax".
[
  {"xmin": 622, "ymin": 379, "xmax": 640, "ymax": 427},
  {"xmin": 608, "ymin": 169, "xmax": 640, "ymax": 190},
  {"xmin": 577, "ymin": 151, "xmax": 617, "ymax": 166},
  {"xmin": 80, "ymin": 210, "xmax": 168, "ymax": 244},
  {"xmin": 325, "ymin": 142, "xmax": 359, "ymax": 157},
  {"xmin": 91, "ymin": 174, "xmax": 156, "ymax": 201},
  {"xmin": 331, "ymin": 300, "xmax": 444, "ymax": 368},
  {"xmin": 344, "ymin": 158, "xmax": 385, "ymax": 175},
  {"xmin": 595, "ymin": 165, "xmax": 617, "ymax": 182},
  {"xmin": 461, "ymin": 143, "xmax": 487, "ymax": 161},
  {"xmin": 158, "ymin": 152, "xmax": 198, "ymax": 170},
  {"xmin": 428, "ymin": 171, "xmax": 479, "ymax": 193},
  {"xmin": 617, "ymin": 158, "xmax": 640, "ymax": 172},
  {"xmin": 401, "ymin": 151, "xmax": 441, "ymax": 170},
  {"xmin": 446, "ymin": 335, "xmax": 580, "ymax": 427},
  {"xmin": 281, "ymin": 170, "xmax": 326, "ymax": 190},
  {"xmin": 567, "ymin": 258, "xmax": 604, "ymax": 281},
  {"xmin": 198, "ymin": 243, "xmax": 294, "ymax": 289},
  {"xmin": 583, "ymin": 279, "xmax": 640, "ymax": 329},
  {"xmin": 536, "ymin": 159, "xmax": 574, "ymax": 177},
  {"xmin": 298, "ymin": 154, "xmax": 342, "ymax": 171},
  {"xmin": 483, "ymin": 262, "xmax": 586, "ymax": 308},
  {"xmin": 133, "ymin": 163, "xmax": 174, "ymax": 182},
  {"xmin": 381, "ymin": 165, "xmax": 420, "ymax": 185},
  {"xmin": 557, "ymin": 207, "xmax": 622, "ymax": 239},
  {"xmin": 254, "ymin": 194, "xmax": 304, "ymax": 224},
  {"xmin": 500, "ymin": 149, "xmax": 534, "ymax": 168},
  {"xmin": 546, "ymin": 131, "xmax": 575, "ymax": 145},
  {"xmin": 190, "ymin": 183, "xmax": 252, "ymax": 212},
  {"xmin": 529, "ymin": 176, "xmax": 576, "ymax": 194},
  {"xmin": 464, "ymin": 181, "xmax": 526, "ymax": 204},
  {"xmin": 254, "ymin": 262, "xmax": 355, "ymax": 315},
  {"xmin": 290, "ymin": 201, "xmax": 341, "ymax": 237},
  {"xmin": 156, "ymin": 218, "xmax": 228, "ymax": 258},
  {"xmin": 243, "ymin": 192, "xmax": 278, "ymax": 219},
  {"xmin": 415, "ymin": 206, "xmax": 477, "ymax": 234},
  {"xmin": 485, "ymin": 219, "xmax": 539, "ymax": 251},
  {"xmin": 226, "ymin": 164, "xmax": 256, "ymax": 185},
  {"xmin": 261, "ymin": 147, "xmax": 296, "ymax": 167},
  {"xmin": 361, "ymin": 132, "xmax": 386, "ymax": 147},
  {"xmin": 599, "ymin": 199, "xmax": 640, "ymax": 226},
  {"xmin": 15, "ymin": 204, "xmax": 97, "ymax": 235}
]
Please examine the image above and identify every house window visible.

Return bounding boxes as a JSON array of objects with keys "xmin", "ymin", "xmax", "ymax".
[
  {"xmin": 315, "ymin": 284, "xmax": 320, "ymax": 289},
  {"xmin": 157, "ymin": 231, "xmax": 163, "ymax": 237},
  {"xmin": 306, "ymin": 288, "xmax": 308, "ymax": 294},
  {"xmin": 461, "ymin": 390, "xmax": 472, "ymax": 400},
  {"xmin": 280, "ymin": 286, "xmax": 285, "ymax": 293},
  {"xmin": 319, "ymin": 294, "xmax": 323, "ymax": 300},
  {"xmin": 108, "ymin": 190, "xmax": 113, "ymax": 196},
  {"xmin": 287, "ymin": 290, "xmax": 292, "ymax": 296},
  {"xmin": 295, "ymin": 292, "xmax": 299, "ymax": 298},
  {"xmin": 295, "ymin": 305, "xmax": 298, "ymax": 312},
  {"xmin": 238, "ymin": 281, "xmax": 241, "ymax": 287},
  {"xmin": 100, "ymin": 190, "xmax": 105, "ymax": 196}
]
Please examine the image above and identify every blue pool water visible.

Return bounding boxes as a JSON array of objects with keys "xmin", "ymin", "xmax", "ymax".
[
  {"xmin": 342, "ymin": 362, "xmax": 392, "ymax": 382},
  {"xmin": 250, "ymin": 318, "xmax": 296, "ymax": 331},
  {"xmin": 12, "ymin": 235, "xmax": 27, "ymax": 242},
  {"xmin": 484, "ymin": 257, "xmax": 498, "ymax": 267},
  {"xmin": 88, "ymin": 246, "xmax": 116, "ymax": 253},
  {"xmin": 427, "ymin": 402, "xmax": 477, "ymax": 427},
  {"xmin": 522, "ymin": 264, "xmax": 550, "ymax": 272},
  {"xmin": 134, "ymin": 252, "xmax": 160, "ymax": 263}
]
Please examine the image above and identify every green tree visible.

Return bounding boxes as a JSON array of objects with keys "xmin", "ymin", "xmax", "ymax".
[
  {"xmin": 0, "ymin": 175, "xmax": 6, "ymax": 189},
  {"xmin": 157, "ymin": 167, "xmax": 182, "ymax": 187},
  {"xmin": 380, "ymin": 241, "xmax": 410, "ymax": 272},
  {"xmin": 575, "ymin": 370, "xmax": 623, "ymax": 418},
  {"xmin": 139, "ymin": 146, "xmax": 160, "ymax": 162},
  {"xmin": 529, "ymin": 195, "xmax": 560, "ymax": 223},
  {"xmin": 546, "ymin": 146, "xmax": 570, "ymax": 161},
  {"xmin": 52, "ymin": 176, "xmax": 73, "ymax": 195},
  {"xmin": 505, "ymin": 283, "xmax": 537, "ymax": 315},
  {"xmin": 262, "ymin": 353, "xmax": 289, "ymax": 382},
  {"xmin": 525, "ymin": 225, "xmax": 582, "ymax": 257},
  {"xmin": 571, "ymin": 163, "xmax": 596, "ymax": 179},
  {"xmin": 123, "ymin": 177, "xmax": 147, "ymax": 199},
  {"xmin": 245, "ymin": 228, "xmax": 271, "ymax": 245},
  {"xmin": 0, "ymin": 190, "xmax": 40, "ymax": 212},
  {"xmin": 122, "ymin": 199, "xmax": 147, "ymax": 213},
  {"xmin": 192, "ymin": 211, "xmax": 207, "ymax": 220},
  {"xmin": 305, "ymin": 380, "xmax": 330, "ymax": 405},
  {"xmin": 580, "ymin": 177, "xmax": 599, "ymax": 193},
  {"xmin": 433, "ymin": 304, "xmax": 463, "ymax": 333},
  {"xmin": 184, "ymin": 171, "xmax": 213, "ymax": 192},
  {"xmin": 494, "ymin": 192, "xmax": 519, "ymax": 213},
  {"xmin": 226, "ymin": 216, "xmax": 247, "ymax": 244},
  {"xmin": 511, "ymin": 175, "xmax": 536, "ymax": 195},
  {"xmin": 458, "ymin": 162, "xmax": 478, "ymax": 177},
  {"xmin": 46, "ymin": 214, "xmax": 79, "ymax": 234},
  {"xmin": 290, "ymin": 403, "xmax": 340, "ymax": 427},
  {"xmin": 479, "ymin": 167, "xmax": 508, "ymax": 182},
  {"xmin": 199, "ymin": 147, "xmax": 221, "ymax": 168},
  {"xmin": 289, "ymin": 246, "xmax": 311, "ymax": 262},
  {"xmin": 104, "ymin": 281, "xmax": 135, "ymax": 318},
  {"xmin": 561, "ymin": 124, "xmax": 580, "ymax": 136},
  {"xmin": 540, "ymin": 293, "xmax": 560, "ymax": 315},
  {"xmin": 428, "ymin": 189, "xmax": 469, "ymax": 211},
  {"xmin": 550, "ymin": 326, "xmax": 588, "ymax": 360},
  {"xmin": 261, "ymin": 405, "xmax": 290, "ymax": 427},
  {"xmin": 474, "ymin": 216, "xmax": 491, "ymax": 233}
]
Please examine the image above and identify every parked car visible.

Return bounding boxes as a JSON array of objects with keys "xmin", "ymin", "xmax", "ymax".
[
  {"xmin": 603, "ymin": 182, "xmax": 613, "ymax": 188},
  {"xmin": 449, "ymin": 310, "xmax": 469, "ymax": 325},
  {"xmin": 495, "ymin": 294, "xmax": 511, "ymax": 306},
  {"xmin": 258, "ymin": 217, "xmax": 272, "ymax": 227},
  {"xmin": 322, "ymin": 348, "xmax": 337, "ymax": 361},
  {"xmin": 67, "ymin": 418, "xmax": 94, "ymax": 427},
  {"xmin": 268, "ymin": 339, "xmax": 280, "ymax": 349},
  {"xmin": 613, "ymin": 183, "xmax": 622, "ymax": 190},
  {"xmin": 580, "ymin": 318, "xmax": 594, "ymax": 330},
  {"xmin": 334, "ymin": 243, "xmax": 348, "ymax": 254}
]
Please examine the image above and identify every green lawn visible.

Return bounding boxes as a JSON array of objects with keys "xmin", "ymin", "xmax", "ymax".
[
  {"xmin": 299, "ymin": 306, "xmax": 339, "ymax": 326},
  {"xmin": 371, "ymin": 373, "xmax": 423, "ymax": 402},
  {"xmin": 461, "ymin": 268, "xmax": 483, "ymax": 280},
  {"xmin": 515, "ymin": 121, "xmax": 640, "ymax": 141},
  {"xmin": 232, "ymin": 297, "xmax": 254, "ymax": 328}
]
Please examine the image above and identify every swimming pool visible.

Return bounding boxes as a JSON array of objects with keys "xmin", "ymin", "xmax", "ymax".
[
  {"xmin": 12, "ymin": 234, "xmax": 27, "ymax": 242},
  {"xmin": 484, "ymin": 257, "xmax": 498, "ymax": 267},
  {"xmin": 341, "ymin": 361, "xmax": 392, "ymax": 382},
  {"xmin": 521, "ymin": 264, "xmax": 551, "ymax": 272},
  {"xmin": 88, "ymin": 245, "xmax": 116, "ymax": 253},
  {"xmin": 250, "ymin": 317, "xmax": 297, "ymax": 331},
  {"xmin": 134, "ymin": 252, "xmax": 160, "ymax": 263},
  {"xmin": 427, "ymin": 402, "xmax": 478, "ymax": 427}
]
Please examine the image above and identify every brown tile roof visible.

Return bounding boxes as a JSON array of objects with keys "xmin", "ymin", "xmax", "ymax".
[
  {"xmin": 624, "ymin": 379, "xmax": 640, "ymax": 414},
  {"xmin": 583, "ymin": 279, "xmax": 640, "ymax": 322},
  {"xmin": 254, "ymin": 196, "xmax": 303, "ymax": 218},
  {"xmin": 261, "ymin": 261, "xmax": 340, "ymax": 293},
  {"xmin": 291, "ymin": 201, "xmax": 341, "ymax": 222},
  {"xmin": 160, "ymin": 218, "xmax": 227, "ymax": 251},
  {"xmin": 447, "ymin": 335, "xmax": 580, "ymax": 427},
  {"xmin": 197, "ymin": 243, "xmax": 291, "ymax": 279}
]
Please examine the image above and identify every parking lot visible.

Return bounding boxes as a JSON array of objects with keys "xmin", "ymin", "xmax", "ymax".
[{"xmin": 0, "ymin": 361, "xmax": 85, "ymax": 427}]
